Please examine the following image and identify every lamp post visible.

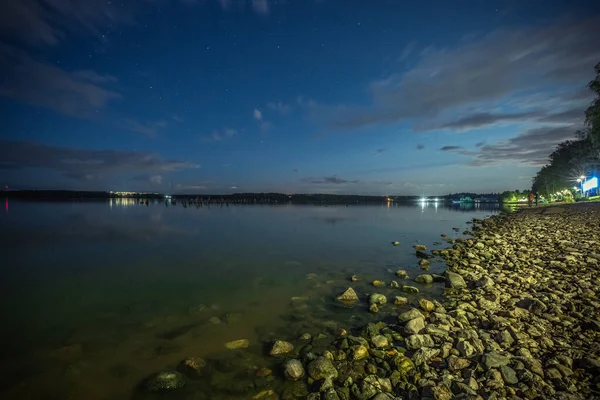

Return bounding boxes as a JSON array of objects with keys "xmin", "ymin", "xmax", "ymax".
[{"xmin": 580, "ymin": 175, "xmax": 586, "ymax": 196}]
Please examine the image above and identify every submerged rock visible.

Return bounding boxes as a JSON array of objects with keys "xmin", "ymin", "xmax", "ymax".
[
  {"xmin": 270, "ymin": 340, "xmax": 294, "ymax": 356},
  {"xmin": 225, "ymin": 339, "xmax": 249, "ymax": 349},
  {"xmin": 284, "ymin": 359, "xmax": 305, "ymax": 380},
  {"xmin": 144, "ymin": 371, "xmax": 186, "ymax": 392},
  {"xmin": 373, "ymin": 280, "xmax": 386, "ymax": 288},
  {"xmin": 401, "ymin": 285, "xmax": 419, "ymax": 294},
  {"xmin": 337, "ymin": 287, "xmax": 359, "ymax": 302},
  {"xmin": 394, "ymin": 296, "xmax": 408, "ymax": 305},
  {"xmin": 369, "ymin": 293, "xmax": 387, "ymax": 305},
  {"xmin": 414, "ymin": 274, "xmax": 433, "ymax": 284},
  {"xmin": 395, "ymin": 269, "xmax": 408, "ymax": 279}
]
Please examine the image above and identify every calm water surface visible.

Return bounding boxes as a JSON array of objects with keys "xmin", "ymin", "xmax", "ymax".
[{"xmin": 0, "ymin": 200, "xmax": 499, "ymax": 399}]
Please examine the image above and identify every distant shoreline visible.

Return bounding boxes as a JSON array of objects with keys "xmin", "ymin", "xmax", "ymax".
[{"xmin": 1, "ymin": 190, "xmax": 501, "ymax": 205}]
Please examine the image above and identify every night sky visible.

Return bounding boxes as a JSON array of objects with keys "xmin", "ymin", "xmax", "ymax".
[{"xmin": 1, "ymin": 0, "xmax": 599, "ymax": 195}]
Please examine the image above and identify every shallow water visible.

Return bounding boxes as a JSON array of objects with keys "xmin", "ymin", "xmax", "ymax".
[{"xmin": 0, "ymin": 200, "xmax": 499, "ymax": 399}]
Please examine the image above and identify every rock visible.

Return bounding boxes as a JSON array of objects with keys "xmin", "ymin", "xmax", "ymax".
[
  {"xmin": 418, "ymin": 298, "xmax": 435, "ymax": 312},
  {"xmin": 369, "ymin": 304, "xmax": 379, "ymax": 313},
  {"xmin": 483, "ymin": 352, "xmax": 510, "ymax": 369},
  {"xmin": 323, "ymin": 388, "xmax": 341, "ymax": 400},
  {"xmin": 178, "ymin": 357, "xmax": 206, "ymax": 378},
  {"xmin": 394, "ymin": 296, "xmax": 408, "ymax": 305},
  {"xmin": 284, "ymin": 359, "xmax": 305, "ymax": 380},
  {"xmin": 414, "ymin": 274, "xmax": 433, "ymax": 284},
  {"xmin": 412, "ymin": 347, "xmax": 440, "ymax": 366},
  {"xmin": 256, "ymin": 368, "xmax": 272, "ymax": 377},
  {"xmin": 390, "ymin": 280, "xmax": 399, "ymax": 288},
  {"xmin": 404, "ymin": 334, "xmax": 434, "ymax": 350},
  {"xmin": 528, "ymin": 298, "xmax": 548, "ymax": 315},
  {"xmin": 270, "ymin": 340, "xmax": 294, "ymax": 356},
  {"xmin": 395, "ymin": 270, "xmax": 408, "ymax": 278},
  {"xmin": 398, "ymin": 308, "xmax": 423, "ymax": 322},
  {"xmin": 337, "ymin": 287, "xmax": 359, "ymax": 302},
  {"xmin": 447, "ymin": 355, "xmax": 470, "ymax": 371},
  {"xmin": 144, "ymin": 371, "xmax": 186, "ymax": 392},
  {"xmin": 401, "ymin": 285, "xmax": 420, "ymax": 294},
  {"xmin": 457, "ymin": 340, "xmax": 475, "ymax": 357},
  {"xmin": 369, "ymin": 293, "xmax": 387, "ymax": 305},
  {"xmin": 418, "ymin": 259, "xmax": 430, "ymax": 267},
  {"xmin": 351, "ymin": 345, "xmax": 369, "ymax": 360},
  {"xmin": 391, "ymin": 241, "xmax": 400, "ymax": 246},
  {"xmin": 253, "ymin": 389, "xmax": 278, "ymax": 399},
  {"xmin": 351, "ymin": 275, "xmax": 359, "ymax": 282},
  {"xmin": 404, "ymin": 317, "xmax": 425, "ymax": 335},
  {"xmin": 414, "ymin": 244, "xmax": 427, "ymax": 251},
  {"xmin": 373, "ymin": 280, "xmax": 386, "ymax": 287},
  {"xmin": 500, "ymin": 365, "xmax": 518, "ymax": 385},
  {"xmin": 475, "ymin": 276, "xmax": 494, "ymax": 288},
  {"xmin": 209, "ymin": 316, "xmax": 221, "ymax": 324},
  {"xmin": 225, "ymin": 339, "xmax": 249, "ymax": 349},
  {"xmin": 371, "ymin": 335, "xmax": 389, "ymax": 348},
  {"xmin": 299, "ymin": 333, "xmax": 312, "ymax": 340},
  {"xmin": 308, "ymin": 357, "xmax": 339, "ymax": 381},
  {"xmin": 445, "ymin": 271, "xmax": 466, "ymax": 289}
]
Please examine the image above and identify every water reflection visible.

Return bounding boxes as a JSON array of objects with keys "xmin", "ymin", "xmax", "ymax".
[{"xmin": 0, "ymin": 200, "xmax": 499, "ymax": 399}]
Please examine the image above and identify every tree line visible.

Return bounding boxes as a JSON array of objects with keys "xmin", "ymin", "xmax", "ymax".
[{"xmin": 531, "ymin": 62, "xmax": 600, "ymax": 201}]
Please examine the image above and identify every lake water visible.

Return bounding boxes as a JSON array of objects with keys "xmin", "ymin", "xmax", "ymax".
[{"xmin": 0, "ymin": 199, "xmax": 500, "ymax": 399}]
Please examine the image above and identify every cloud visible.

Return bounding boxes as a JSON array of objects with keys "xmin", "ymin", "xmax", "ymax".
[
  {"xmin": 267, "ymin": 101, "xmax": 292, "ymax": 114},
  {"xmin": 440, "ymin": 146, "xmax": 462, "ymax": 151},
  {"xmin": 253, "ymin": 108, "xmax": 263, "ymax": 121},
  {"xmin": 319, "ymin": 17, "xmax": 600, "ymax": 130},
  {"xmin": 0, "ymin": 0, "xmax": 136, "ymax": 46},
  {"xmin": 303, "ymin": 176, "xmax": 360, "ymax": 185},
  {"xmin": 205, "ymin": 128, "xmax": 238, "ymax": 142},
  {"xmin": 126, "ymin": 120, "xmax": 168, "ymax": 138},
  {"xmin": 0, "ymin": 42, "xmax": 121, "ymax": 117},
  {"xmin": 0, "ymin": 140, "xmax": 199, "ymax": 185},
  {"xmin": 373, "ymin": 148, "xmax": 387, "ymax": 156},
  {"xmin": 447, "ymin": 125, "xmax": 579, "ymax": 166},
  {"xmin": 251, "ymin": 0, "xmax": 269, "ymax": 15},
  {"xmin": 416, "ymin": 144, "xmax": 425, "ymax": 150}
]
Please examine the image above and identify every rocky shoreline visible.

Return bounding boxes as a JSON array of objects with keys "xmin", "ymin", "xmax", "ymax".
[{"xmin": 142, "ymin": 203, "xmax": 600, "ymax": 399}]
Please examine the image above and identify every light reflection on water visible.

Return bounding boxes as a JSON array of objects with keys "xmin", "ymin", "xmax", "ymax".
[{"xmin": 0, "ymin": 200, "xmax": 499, "ymax": 399}]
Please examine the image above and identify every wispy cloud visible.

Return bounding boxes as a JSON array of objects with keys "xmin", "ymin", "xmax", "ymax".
[
  {"xmin": 204, "ymin": 128, "xmax": 238, "ymax": 142},
  {"xmin": 373, "ymin": 148, "xmax": 387, "ymax": 156},
  {"xmin": 302, "ymin": 176, "xmax": 360, "ymax": 185},
  {"xmin": 267, "ymin": 101, "xmax": 292, "ymax": 114},
  {"xmin": 251, "ymin": 0, "xmax": 269, "ymax": 15},
  {"xmin": 416, "ymin": 144, "xmax": 425, "ymax": 150},
  {"xmin": 0, "ymin": 0, "xmax": 136, "ymax": 46},
  {"xmin": 253, "ymin": 107, "xmax": 272, "ymax": 133},
  {"xmin": 0, "ymin": 42, "xmax": 121, "ymax": 117},
  {"xmin": 126, "ymin": 120, "xmax": 168, "ymax": 138},
  {"xmin": 440, "ymin": 146, "xmax": 462, "ymax": 151},
  {"xmin": 0, "ymin": 140, "xmax": 199, "ymax": 186},
  {"xmin": 316, "ymin": 17, "xmax": 599, "ymax": 131},
  {"xmin": 444, "ymin": 125, "xmax": 579, "ymax": 166}
]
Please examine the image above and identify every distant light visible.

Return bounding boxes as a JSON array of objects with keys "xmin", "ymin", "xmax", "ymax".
[
  {"xmin": 434, "ymin": 198, "xmax": 439, "ymax": 202},
  {"xmin": 580, "ymin": 175, "xmax": 586, "ymax": 180},
  {"xmin": 420, "ymin": 197, "xmax": 426, "ymax": 202}
]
